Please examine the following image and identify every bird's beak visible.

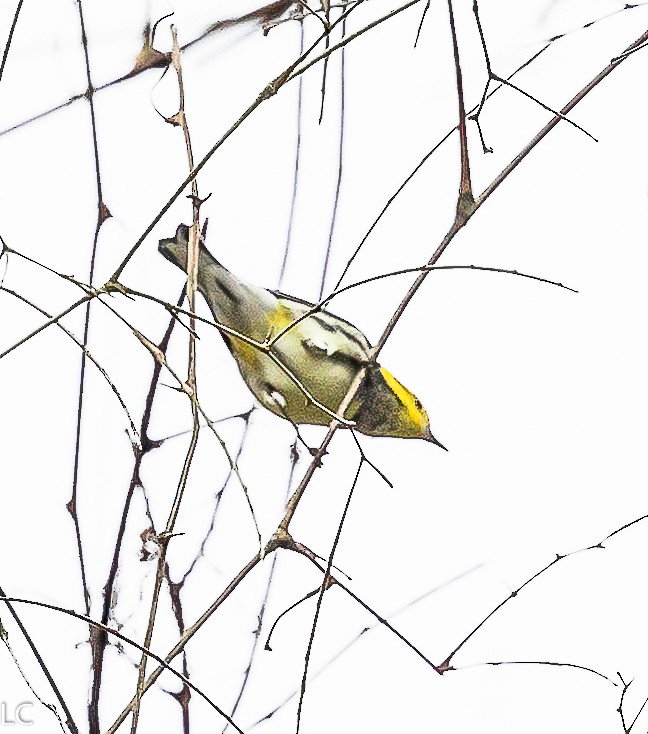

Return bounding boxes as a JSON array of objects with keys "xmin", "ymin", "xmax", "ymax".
[{"xmin": 424, "ymin": 427, "xmax": 448, "ymax": 451}]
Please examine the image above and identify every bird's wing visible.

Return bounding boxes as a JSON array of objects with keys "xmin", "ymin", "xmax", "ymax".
[{"xmin": 273, "ymin": 293, "xmax": 372, "ymax": 366}]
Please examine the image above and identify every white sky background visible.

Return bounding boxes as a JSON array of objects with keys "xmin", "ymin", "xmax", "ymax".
[{"xmin": 1, "ymin": 0, "xmax": 648, "ymax": 732}]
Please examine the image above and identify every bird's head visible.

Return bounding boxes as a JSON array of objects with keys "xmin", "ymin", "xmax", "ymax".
[{"xmin": 357, "ymin": 365, "xmax": 446, "ymax": 448}]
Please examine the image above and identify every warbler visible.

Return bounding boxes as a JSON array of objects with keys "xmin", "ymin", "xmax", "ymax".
[{"xmin": 159, "ymin": 224, "xmax": 444, "ymax": 446}]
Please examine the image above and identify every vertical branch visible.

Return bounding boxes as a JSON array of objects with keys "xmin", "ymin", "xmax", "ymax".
[
  {"xmin": 162, "ymin": 412, "xmax": 253, "ymax": 732},
  {"xmin": 295, "ymin": 458, "xmax": 361, "ymax": 732},
  {"xmin": 166, "ymin": 568, "xmax": 191, "ymax": 733},
  {"xmin": 169, "ymin": 24, "xmax": 202, "ymax": 345},
  {"xmin": 414, "ymin": 0, "xmax": 430, "ymax": 47},
  {"xmin": 129, "ymin": 373, "xmax": 200, "ymax": 734},
  {"xmin": 468, "ymin": 0, "xmax": 494, "ymax": 153},
  {"xmin": 446, "ymin": 0, "xmax": 474, "ymax": 219},
  {"xmin": 333, "ymin": 42, "xmax": 553, "ymax": 289},
  {"xmin": 221, "ymin": 440, "xmax": 301, "ymax": 733},
  {"xmin": 279, "ymin": 19, "xmax": 305, "ymax": 289},
  {"xmin": 72, "ymin": 3, "xmax": 112, "ymax": 732},
  {"xmin": 90, "ymin": 289, "xmax": 185, "ymax": 734},
  {"xmin": 0, "ymin": 0, "xmax": 24, "ymax": 88},
  {"xmin": 164, "ymin": 23, "xmax": 204, "ymax": 534},
  {"xmin": 318, "ymin": 0, "xmax": 333, "ymax": 123},
  {"xmin": 470, "ymin": 1, "xmax": 595, "ymax": 150},
  {"xmin": 130, "ymin": 25, "xmax": 204, "ymax": 734},
  {"xmin": 369, "ymin": 0, "xmax": 479, "ymax": 358},
  {"xmin": 319, "ymin": 13, "xmax": 347, "ymax": 300},
  {"xmin": 0, "ymin": 9, "xmax": 76, "ymax": 731}
]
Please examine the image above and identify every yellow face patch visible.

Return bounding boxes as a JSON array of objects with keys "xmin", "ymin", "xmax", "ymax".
[
  {"xmin": 267, "ymin": 302, "xmax": 300, "ymax": 342},
  {"xmin": 380, "ymin": 367, "xmax": 427, "ymax": 429}
]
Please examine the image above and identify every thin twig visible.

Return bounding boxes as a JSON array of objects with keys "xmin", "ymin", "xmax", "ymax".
[
  {"xmin": 130, "ymin": 27, "xmax": 204, "ymax": 733},
  {"xmin": 279, "ymin": 20, "xmax": 305, "ymax": 288},
  {"xmin": 105, "ymin": 554, "xmax": 264, "ymax": 734},
  {"xmin": 413, "ymin": 0, "xmax": 430, "ymax": 47},
  {"xmin": 438, "ymin": 514, "xmax": 648, "ymax": 670},
  {"xmin": 618, "ymin": 673, "xmax": 632, "ymax": 733},
  {"xmin": 460, "ymin": 659, "xmax": 616, "ymax": 685},
  {"xmin": 296, "ymin": 458, "xmax": 360, "ymax": 731},
  {"xmin": 90, "ymin": 287, "xmax": 186, "ymax": 732},
  {"xmin": 0, "ymin": 1, "xmax": 297, "ymax": 138},
  {"xmin": 0, "ymin": 595, "xmax": 244, "ymax": 733},
  {"xmin": 0, "ymin": 0, "xmax": 24, "ymax": 88},
  {"xmin": 110, "ymin": 0, "xmax": 369, "ymax": 281},
  {"xmin": 447, "ymin": 0, "xmax": 473, "ymax": 214},
  {"xmin": 0, "ymin": 294, "xmax": 94, "ymax": 360},
  {"xmin": 221, "ymin": 441, "xmax": 302, "ymax": 733},
  {"xmin": 95, "ymin": 293, "xmax": 254, "ymax": 528},
  {"xmin": 0, "ymin": 583, "xmax": 77, "ymax": 734},
  {"xmin": 319, "ymin": 13, "xmax": 347, "ymax": 299},
  {"xmin": 72, "ymin": 33, "xmax": 111, "ymax": 723},
  {"xmin": 303, "ymin": 555, "xmax": 440, "ymax": 671},
  {"xmin": 251, "ymin": 565, "xmax": 481, "ymax": 725},
  {"xmin": 287, "ymin": 0, "xmax": 421, "ymax": 83},
  {"xmin": 373, "ymin": 26, "xmax": 648, "ymax": 358},
  {"xmin": 0, "ymin": 288, "xmax": 140, "ymax": 443},
  {"xmin": 628, "ymin": 688, "xmax": 648, "ymax": 732},
  {"xmin": 333, "ymin": 40, "xmax": 554, "ymax": 289},
  {"xmin": 265, "ymin": 588, "xmax": 321, "ymax": 653},
  {"xmin": 269, "ymin": 262, "xmax": 576, "ymax": 349}
]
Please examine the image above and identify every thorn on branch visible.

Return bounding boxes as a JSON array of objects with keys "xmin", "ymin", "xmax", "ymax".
[
  {"xmin": 133, "ymin": 329, "xmax": 168, "ymax": 366},
  {"xmin": 140, "ymin": 527, "xmax": 158, "ymax": 561},
  {"xmin": 187, "ymin": 192, "xmax": 212, "ymax": 209},
  {"xmin": 436, "ymin": 660, "xmax": 455, "ymax": 674},
  {"xmin": 131, "ymin": 20, "xmax": 172, "ymax": 74},
  {"xmin": 142, "ymin": 435, "xmax": 165, "ymax": 453},
  {"xmin": 259, "ymin": 70, "xmax": 290, "ymax": 100},
  {"xmin": 165, "ymin": 683, "xmax": 191, "ymax": 711},
  {"xmin": 456, "ymin": 190, "xmax": 476, "ymax": 223},
  {"xmin": 264, "ymin": 527, "xmax": 296, "ymax": 557},
  {"xmin": 180, "ymin": 381, "xmax": 195, "ymax": 398},
  {"xmin": 308, "ymin": 446, "xmax": 326, "ymax": 465},
  {"xmin": 103, "ymin": 280, "xmax": 128, "ymax": 296},
  {"xmin": 165, "ymin": 112, "xmax": 184, "ymax": 127},
  {"xmin": 99, "ymin": 201, "xmax": 112, "ymax": 223}
]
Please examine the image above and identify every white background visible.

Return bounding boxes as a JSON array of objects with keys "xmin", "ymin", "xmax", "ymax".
[{"xmin": 1, "ymin": 0, "xmax": 648, "ymax": 732}]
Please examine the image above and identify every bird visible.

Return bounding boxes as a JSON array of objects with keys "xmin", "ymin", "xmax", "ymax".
[{"xmin": 159, "ymin": 224, "xmax": 445, "ymax": 446}]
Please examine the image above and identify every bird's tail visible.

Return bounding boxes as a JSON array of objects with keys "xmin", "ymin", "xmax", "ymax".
[
  {"xmin": 158, "ymin": 223, "xmax": 219, "ymax": 273},
  {"xmin": 158, "ymin": 223, "xmax": 272, "ymax": 336}
]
